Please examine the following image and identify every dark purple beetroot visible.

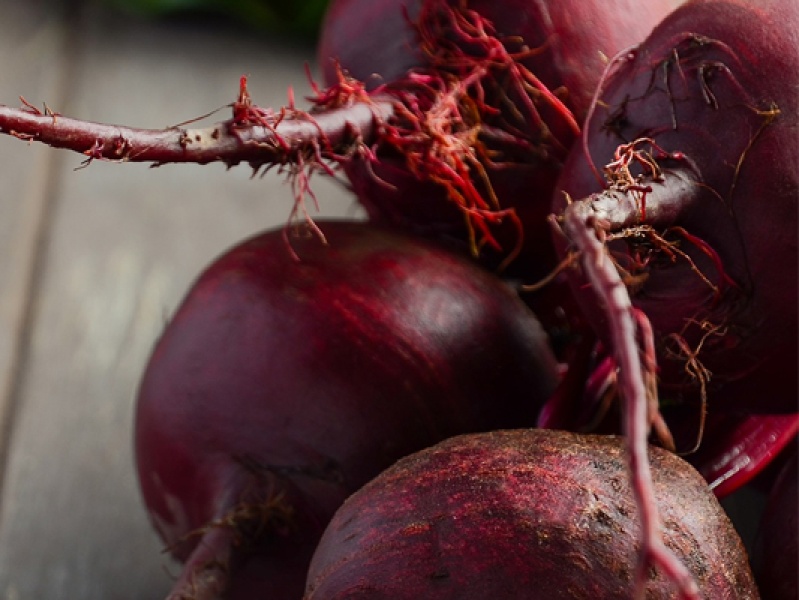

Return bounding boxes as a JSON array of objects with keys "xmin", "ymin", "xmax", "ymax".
[
  {"xmin": 553, "ymin": 0, "xmax": 799, "ymax": 414},
  {"xmin": 542, "ymin": 5, "xmax": 799, "ymax": 574},
  {"xmin": 305, "ymin": 428, "xmax": 759, "ymax": 599},
  {"xmin": 134, "ymin": 220, "xmax": 559, "ymax": 599}
]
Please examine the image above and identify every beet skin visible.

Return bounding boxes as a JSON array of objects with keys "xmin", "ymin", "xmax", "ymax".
[{"xmin": 305, "ymin": 429, "xmax": 760, "ymax": 599}]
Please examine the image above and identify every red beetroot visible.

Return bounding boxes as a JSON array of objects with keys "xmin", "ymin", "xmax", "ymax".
[
  {"xmin": 553, "ymin": 0, "xmax": 798, "ymax": 414},
  {"xmin": 548, "ymin": 0, "xmax": 797, "ymax": 593},
  {"xmin": 134, "ymin": 220, "xmax": 559, "ymax": 599},
  {"xmin": 304, "ymin": 428, "xmax": 760, "ymax": 599}
]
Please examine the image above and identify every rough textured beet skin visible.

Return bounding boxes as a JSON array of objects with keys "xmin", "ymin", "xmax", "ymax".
[
  {"xmin": 305, "ymin": 429, "xmax": 760, "ymax": 599},
  {"xmin": 134, "ymin": 220, "xmax": 559, "ymax": 599}
]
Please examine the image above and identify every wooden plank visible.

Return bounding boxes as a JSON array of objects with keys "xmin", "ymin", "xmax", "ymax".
[
  {"xmin": 0, "ymin": 1, "xmax": 73, "ymax": 474},
  {"xmin": 0, "ymin": 2, "xmax": 360, "ymax": 598}
]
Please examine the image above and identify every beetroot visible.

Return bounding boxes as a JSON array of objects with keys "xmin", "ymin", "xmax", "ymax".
[
  {"xmin": 304, "ymin": 428, "xmax": 760, "ymax": 599},
  {"xmin": 554, "ymin": 0, "xmax": 798, "ymax": 414},
  {"xmin": 751, "ymin": 442, "xmax": 798, "ymax": 600},
  {"xmin": 134, "ymin": 220, "xmax": 559, "ymax": 599},
  {"xmin": 547, "ymin": 0, "xmax": 797, "ymax": 593}
]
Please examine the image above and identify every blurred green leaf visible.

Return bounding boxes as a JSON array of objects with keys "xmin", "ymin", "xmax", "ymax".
[{"xmin": 106, "ymin": 0, "xmax": 330, "ymax": 38}]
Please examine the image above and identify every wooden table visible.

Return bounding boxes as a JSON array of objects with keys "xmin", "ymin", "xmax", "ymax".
[{"xmin": 0, "ymin": 1, "xmax": 355, "ymax": 597}]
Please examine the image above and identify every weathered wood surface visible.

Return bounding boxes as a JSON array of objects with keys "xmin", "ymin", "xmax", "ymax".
[{"xmin": 0, "ymin": 1, "xmax": 357, "ymax": 597}]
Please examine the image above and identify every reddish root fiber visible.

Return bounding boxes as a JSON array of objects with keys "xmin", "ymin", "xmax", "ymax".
[
  {"xmin": 350, "ymin": 0, "xmax": 580, "ymax": 255},
  {"xmin": 415, "ymin": 0, "xmax": 580, "ymax": 143}
]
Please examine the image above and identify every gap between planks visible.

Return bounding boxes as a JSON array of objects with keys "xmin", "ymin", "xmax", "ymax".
[{"xmin": 0, "ymin": 0, "xmax": 85, "ymax": 506}]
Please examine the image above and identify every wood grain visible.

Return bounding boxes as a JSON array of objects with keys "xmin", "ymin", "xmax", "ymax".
[
  {"xmin": 0, "ymin": 1, "xmax": 358, "ymax": 597},
  {"xmin": 0, "ymin": 0, "xmax": 73, "ymax": 482}
]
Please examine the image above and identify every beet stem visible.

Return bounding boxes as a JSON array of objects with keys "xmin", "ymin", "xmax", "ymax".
[
  {"xmin": 0, "ymin": 98, "xmax": 394, "ymax": 169},
  {"xmin": 165, "ymin": 524, "xmax": 235, "ymax": 600}
]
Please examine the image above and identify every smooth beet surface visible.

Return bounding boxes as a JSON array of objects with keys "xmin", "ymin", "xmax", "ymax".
[
  {"xmin": 305, "ymin": 428, "xmax": 759, "ymax": 599},
  {"xmin": 134, "ymin": 220, "xmax": 559, "ymax": 599}
]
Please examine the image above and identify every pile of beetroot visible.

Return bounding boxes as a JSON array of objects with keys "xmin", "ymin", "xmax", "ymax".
[{"xmin": 0, "ymin": 0, "xmax": 796, "ymax": 598}]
